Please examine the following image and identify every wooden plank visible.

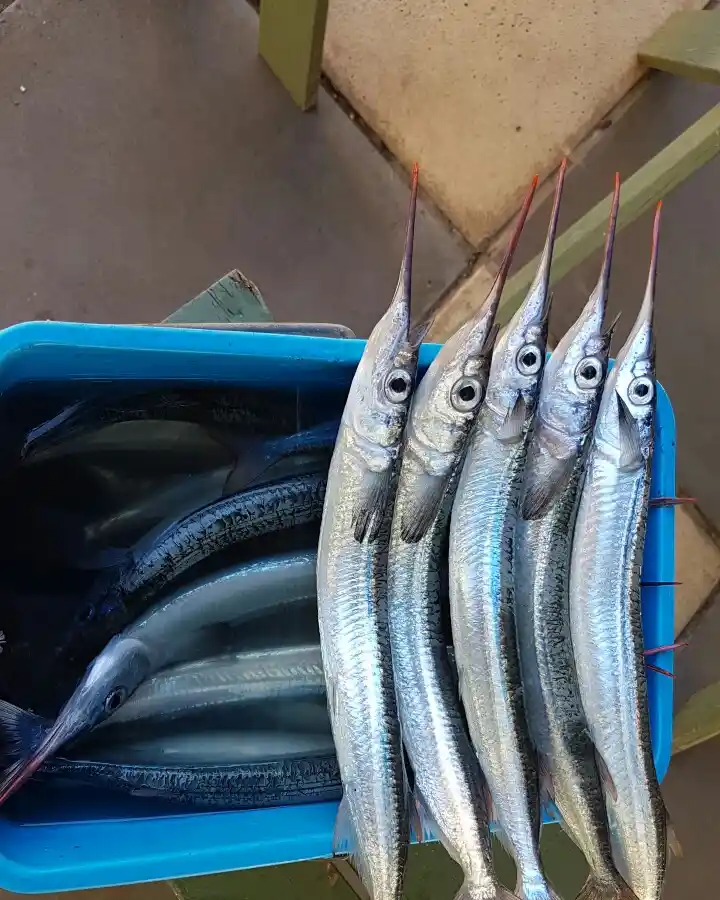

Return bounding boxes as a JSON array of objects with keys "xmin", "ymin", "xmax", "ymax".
[
  {"xmin": 164, "ymin": 269, "xmax": 272, "ymax": 325},
  {"xmin": 639, "ymin": 11, "xmax": 720, "ymax": 86},
  {"xmin": 494, "ymin": 103, "xmax": 720, "ymax": 325},
  {"xmin": 673, "ymin": 680, "xmax": 720, "ymax": 755},
  {"xmin": 259, "ymin": 0, "xmax": 329, "ymax": 111}
]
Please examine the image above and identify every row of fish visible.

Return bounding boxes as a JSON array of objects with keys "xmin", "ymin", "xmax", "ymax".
[{"xmin": 317, "ymin": 163, "xmax": 673, "ymax": 900}]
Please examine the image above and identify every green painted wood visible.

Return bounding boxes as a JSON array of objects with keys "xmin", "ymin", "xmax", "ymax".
[
  {"xmin": 639, "ymin": 11, "xmax": 720, "ymax": 86},
  {"xmin": 496, "ymin": 103, "xmax": 720, "ymax": 325},
  {"xmin": 164, "ymin": 269, "xmax": 272, "ymax": 325},
  {"xmin": 672, "ymin": 680, "xmax": 720, "ymax": 755},
  {"xmin": 170, "ymin": 829, "xmax": 587, "ymax": 900},
  {"xmin": 259, "ymin": 0, "xmax": 329, "ymax": 111}
]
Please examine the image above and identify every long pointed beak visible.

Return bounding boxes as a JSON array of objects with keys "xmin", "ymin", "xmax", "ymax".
[
  {"xmin": 0, "ymin": 716, "xmax": 79, "ymax": 806},
  {"xmin": 510, "ymin": 159, "xmax": 566, "ymax": 331},
  {"xmin": 478, "ymin": 174, "xmax": 538, "ymax": 326},
  {"xmin": 640, "ymin": 201, "xmax": 661, "ymax": 330},
  {"xmin": 391, "ymin": 162, "xmax": 419, "ymax": 318},
  {"xmin": 586, "ymin": 173, "xmax": 621, "ymax": 329},
  {"xmin": 612, "ymin": 201, "xmax": 661, "ymax": 373}
]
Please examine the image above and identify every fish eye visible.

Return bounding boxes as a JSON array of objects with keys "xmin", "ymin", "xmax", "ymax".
[
  {"xmin": 451, "ymin": 376, "xmax": 483, "ymax": 413},
  {"xmin": 575, "ymin": 356, "xmax": 603, "ymax": 389},
  {"xmin": 516, "ymin": 344, "xmax": 543, "ymax": 376},
  {"xmin": 628, "ymin": 376, "xmax": 654, "ymax": 406},
  {"xmin": 385, "ymin": 369, "xmax": 412, "ymax": 404},
  {"xmin": 104, "ymin": 687, "xmax": 128, "ymax": 715}
]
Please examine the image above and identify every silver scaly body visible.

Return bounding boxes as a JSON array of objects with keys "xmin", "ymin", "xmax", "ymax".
[
  {"xmin": 317, "ymin": 168, "xmax": 421, "ymax": 900},
  {"xmin": 569, "ymin": 206, "xmax": 666, "ymax": 900},
  {"xmin": 515, "ymin": 178, "xmax": 636, "ymax": 900},
  {"xmin": 388, "ymin": 179, "xmax": 537, "ymax": 900},
  {"xmin": 449, "ymin": 165, "xmax": 567, "ymax": 900}
]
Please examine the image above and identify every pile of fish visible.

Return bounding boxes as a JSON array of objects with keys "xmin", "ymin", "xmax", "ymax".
[
  {"xmin": 0, "ymin": 387, "xmax": 343, "ymax": 808},
  {"xmin": 0, "ymin": 161, "xmax": 676, "ymax": 900}
]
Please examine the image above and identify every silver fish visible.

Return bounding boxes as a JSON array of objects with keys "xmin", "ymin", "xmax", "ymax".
[
  {"xmin": 46, "ymin": 420, "xmax": 337, "ymax": 561},
  {"xmin": 0, "ymin": 551, "xmax": 317, "ymax": 804},
  {"xmin": 0, "ymin": 701, "xmax": 340, "ymax": 809},
  {"xmin": 569, "ymin": 205, "xmax": 670, "ymax": 900},
  {"xmin": 22, "ymin": 420, "xmax": 235, "ymax": 473},
  {"xmin": 515, "ymin": 177, "xmax": 636, "ymax": 900},
  {"xmin": 388, "ymin": 177, "xmax": 538, "ymax": 900},
  {"xmin": 449, "ymin": 163, "xmax": 567, "ymax": 900},
  {"xmin": 77, "ymin": 729, "xmax": 336, "ymax": 766},
  {"xmin": 54, "ymin": 471, "xmax": 326, "ymax": 673},
  {"xmin": 317, "ymin": 165, "xmax": 422, "ymax": 900},
  {"xmin": 20, "ymin": 385, "xmax": 307, "ymax": 462},
  {"xmin": 97, "ymin": 644, "xmax": 325, "ymax": 729}
]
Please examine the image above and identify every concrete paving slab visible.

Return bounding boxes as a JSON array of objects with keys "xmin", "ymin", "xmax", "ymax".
[
  {"xmin": 323, "ymin": 0, "xmax": 703, "ymax": 247},
  {"xmin": 674, "ymin": 584, "xmax": 720, "ymax": 710},
  {"xmin": 0, "ymin": 0, "xmax": 469, "ymax": 338}
]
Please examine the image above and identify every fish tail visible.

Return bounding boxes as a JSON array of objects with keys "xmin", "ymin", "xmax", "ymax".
[
  {"xmin": 575, "ymin": 875, "xmax": 639, "ymax": 900},
  {"xmin": 453, "ymin": 881, "xmax": 521, "ymax": 900},
  {"xmin": 516, "ymin": 879, "xmax": 562, "ymax": 900},
  {"xmin": 0, "ymin": 700, "xmax": 49, "ymax": 802},
  {"xmin": 0, "ymin": 700, "xmax": 46, "ymax": 762}
]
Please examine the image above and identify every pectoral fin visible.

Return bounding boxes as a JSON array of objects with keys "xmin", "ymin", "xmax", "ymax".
[
  {"xmin": 352, "ymin": 467, "xmax": 392, "ymax": 542},
  {"xmin": 498, "ymin": 393, "xmax": 529, "ymax": 443},
  {"xmin": 400, "ymin": 472, "xmax": 447, "ymax": 543},
  {"xmin": 522, "ymin": 451, "xmax": 577, "ymax": 520},
  {"xmin": 617, "ymin": 394, "xmax": 643, "ymax": 471}
]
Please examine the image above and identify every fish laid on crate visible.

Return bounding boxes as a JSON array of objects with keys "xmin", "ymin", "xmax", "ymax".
[
  {"xmin": 52, "ymin": 473, "xmax": 327, "ymax": 672},
  {"xmin": 569, "ymin": 205, "xmax": 678, "ymax": 900},
  {"xmin": 14, "ymin": 421, "xmax": 337, "ymax": 572},
  {"xmin": 448, "ymin": 163, "xmax": 567, "ymax": 900},
  {"xmin": 0, "ymin": 701, "xmax": 340, "ymax": 809},
  {"xmin": 20, "ymin": 384, "xmax": 321, "ymax": 462},
  {"xmin": 24, "ymin": 420, "xmax": 240, "ymax": 474},
  {"xmin": 515, "ymin": 178, "xmax": 637, "ymax": 900},
  {"xmin": 96, "ymin": 644, "xmax": 325, "ymax": 730},
  {"xmin": 78, "ymin": 724, "xmax": 335, "ymax": 766},
  {"xmin": 0, "ymin": 551, "xmax": 319, "ymax": 804},
  {"xmin": 80, "ymin": 694, "xmax": 334, "ymax": 765},
  {"xmin": 387, "ymin": 176, "xmax": 537, "ymax": 900},
  {"xmin": 317, "ymin": 165, "xmax": 422, "ymax": 900}
]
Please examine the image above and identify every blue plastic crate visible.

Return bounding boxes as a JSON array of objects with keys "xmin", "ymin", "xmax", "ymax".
[{"xmin": 0, "ymin": 321, "xmax": 675, "ymax": 893}]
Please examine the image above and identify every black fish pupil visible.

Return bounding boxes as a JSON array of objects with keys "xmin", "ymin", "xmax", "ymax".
[
  {"xmin": 389, "ymin": 377, "xmax": 407, "ymax": 394},
  {"xmin": 522, "ymin": 352, "xmax": 536, "ymax": 367},
  {"xmin": 581, "ymin": 365, "xmax": 597, "ymax": 380},
  {"xmin": 458, "ymin": 385, "xmax": 475, "ymax": 403},
  {"xmin": 635, "ymin": 383, "xmax": 649, "ymax": 397},
  {"xmin": 106, "ymin": 691, "xmax": 123, "ymax": 712}
]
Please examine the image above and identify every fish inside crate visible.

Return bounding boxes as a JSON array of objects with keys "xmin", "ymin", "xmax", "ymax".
[{"xmin": 0, "ymin": 321, "xmax": 675, "ymax": 895}]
